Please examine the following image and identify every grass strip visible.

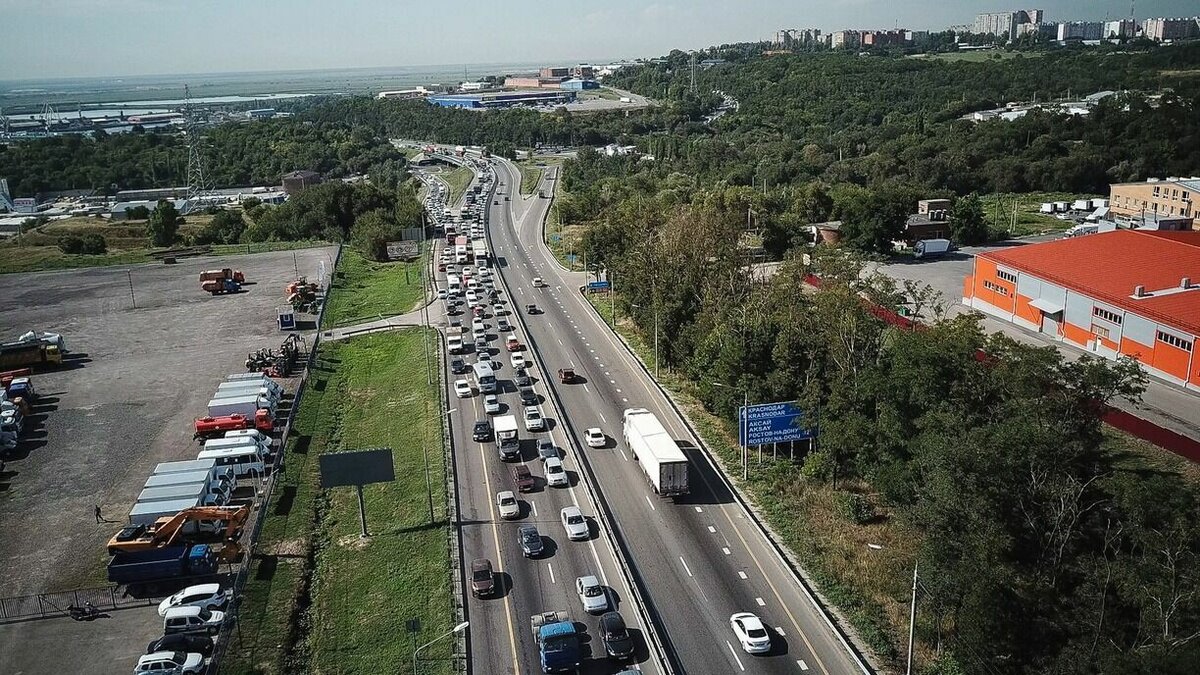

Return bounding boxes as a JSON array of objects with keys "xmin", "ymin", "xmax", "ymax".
[{"xmin": 322, "ymin": 249, "xmax": 427, "ymax": 328}]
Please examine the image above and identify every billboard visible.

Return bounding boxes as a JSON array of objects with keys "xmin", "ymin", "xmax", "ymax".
[
  {"xmin": 739, "ymin": 401, "xmax": 815, "ymax": 446},
  {"xmin": 319, "ymin": 448, "xmax": 396, "ymax": 488}
]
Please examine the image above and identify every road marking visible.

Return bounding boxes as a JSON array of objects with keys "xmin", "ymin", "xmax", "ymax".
[
  {"xmin": 738, "ymin": 571, "xmax": 748, "ymax": 580},
  {"xmin": 798, "ymin": 660, "xmax": 809, "ymax": 671},
  {"xmin": 622, "ymin": 397, "xmax": 628, "ymax": 402},
  {"xmin": 618, "ymin": 448, "xmax": 628, "ymax": 461},
  {"xmin": 678, "ymin": 555, "xmax": 694, "ymax": 577},
  {"xmin": 645, "ymin": 495, "xmax": 657, "ymax": 511},
  {"xmin": 756, "ymin": 597, "xmax": 766, "ymax": 606},
  {"xmin": 598, "ymin": 411, "xmax": 606, "ymax": 423},
  {"xmin": 548, "ymin": 563, "xmax": 555, "ymax": 584},
  {"xmin": 695, "ymin": 507, "xmax": 703, "ymax": 513},
  {"xmin": 775, "ymin": 626, "xmax": 786, "ymax": 635},
  {"xmin": 604, "ymin": 371, "xmax": 610, "ymax": 376},
  {"xmin": 531, "ymin": 502, "xmax": 537, "ymax": 517},
  {"xmin": 610, "ymin": 380, "xmax": 616, "ymax": 384},
  {"xmin": 726, "ymin": 642, "xmax": 746, "ymax": 671},
  {"xmin": 615, "ymin": 388, "xmax": 621, "ymax": 393},
  {"xmin": 582, "ymin": 384, "xmax": 590, "ymax": 393},
  {"xmin": 556, "ymin": 338, "xmax": 563, "ymax": 345},
  {"xmin": 722, "ymin": 547, "xmax": 731, "ymax": 555},
  {"xmin": 708, "ymin": 526, "xmax": 716, "ymax": 533}
]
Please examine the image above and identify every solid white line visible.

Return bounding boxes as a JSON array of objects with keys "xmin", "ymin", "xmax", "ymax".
[
  {"xmin": 708, "ymin": 526, "xmax": 717, "ymax": 533},
  {"xmin": 755, "ymin": 597, "xmax": 766, "ymax": 606},
  {"xmin": 645, "ymin": 495, "xmax": 657, "ymax": 511},
  {"xmin": 598, "ymin": 411, "xmax": 606, "ymax": 423},
  {"xmin": 738, "ymin": 571, "xmax": 748, "ymax": 579},
  {"xmin": 727, "ymin": 642, "xmax": 746, "ymax": 672},
  {"xmin": 582, "ymin": 384, "xmax": 591, "ymax": 393},
  {"xmin": 531, "ymin": 502, "xmax": 537, "ymax": 517},
  {"xmin": 557, "ymin": 338, "xmax": 563, "ymax": 346},
  {"xmin": 798, "ymin": 660, "xmax": 809, "ymax": 671},
  {"xmin": 618, "ymin": 448, "xmax": 629, "ymax": 461},
  {"xmin": 548, "ymin": 563, "xmax": 555, "ymax": 584},
  {"xmin": 679, "ymin": 556, "xmax": 693, "ymax": 577}
]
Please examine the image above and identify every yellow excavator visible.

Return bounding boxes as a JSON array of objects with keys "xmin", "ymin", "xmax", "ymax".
[{"xmin": 107, "ymin": 505, "xmax": 250, "ymax": 562}]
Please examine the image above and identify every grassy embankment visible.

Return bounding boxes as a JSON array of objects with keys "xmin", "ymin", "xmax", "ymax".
[
  {"xmin": 0, "ymin": 214, "xmax": 322, "ymax": 274},
  {"xmin": 536, "ymin": 161, "xmax": 586, "ymax": 271},
  {"xmin": 982, "ymin": 191, "xmax": 1101, "ymax": 238},
  {"xmin": 441, "ymin": 166, "xmax": 473, "ymax": 206},
  {"xmin": 322, "ymin": 248, "xmax": 428, "ymax": 328},
  {"xmin": 585, "ymin": 291, "xmax": 1200, "ymax": 669},
  {"xmin": 223, "ymin": 328, "xmax": 451, "ymax": 675}
]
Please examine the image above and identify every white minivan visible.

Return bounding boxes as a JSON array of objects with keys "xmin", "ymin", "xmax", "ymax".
[{"xmin": 196, "ymin": 445, "xmax": 267, "ymax": 477}]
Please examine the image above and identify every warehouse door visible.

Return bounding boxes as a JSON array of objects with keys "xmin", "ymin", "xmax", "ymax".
[{"xmin": 1040, "ymin": 312, "xmax": 1062, "ymax": 338}]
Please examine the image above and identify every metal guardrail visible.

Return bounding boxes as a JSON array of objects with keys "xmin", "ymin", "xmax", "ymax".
[{"xmin": 0, "ymin": 586, "xmax": 159, "ymax": 622}]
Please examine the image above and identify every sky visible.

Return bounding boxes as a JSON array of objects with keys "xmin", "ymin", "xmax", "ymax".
[{"xmin": 1, "ymin": 0, "xmax": 1197, "ymax": 79}]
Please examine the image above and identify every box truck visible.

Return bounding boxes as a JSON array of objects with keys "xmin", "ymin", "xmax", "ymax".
[
  {"xmin": 914, "ymin": 238, "xmax": 952, "ymax": 258},
  {"xmin": 211, "ymin": 386, "xmax": 280, "ymax": 408},
  {"xmin": 141, "ymin": 474, "xmax": 232, "ymax": 504},
  {"xmin": 494, "ymin": 414, "xmax": 520, "ymax": 460},
  {"xmin": 216, "ymin": 378, "xmax": 283, "ymax": 398},
  {"xmin": 137, "ymin": 483, "xmax": 228, "ymax": 507},
  {"xmin": 128, "ymin": 498, "xmax": 204, "ymax": 527},
  {"xmin": 206, "ymin": 395, "xmax": 274, "ymax": 419},
  {"xmin": 153, "ymin": 460, "xmax": 237, "ymax": 490},
  {"xmin": 202, "ymin": 435, "xmax": 271, "ymax": 456},
  {"xmin": 623, "ymin": 408, "xmax": 689, "ymax": 497}
]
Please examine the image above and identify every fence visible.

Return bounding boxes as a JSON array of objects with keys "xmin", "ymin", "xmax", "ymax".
[{"xmin": 0, "ymin": 585, "xmax": 158, "ymax": 622}]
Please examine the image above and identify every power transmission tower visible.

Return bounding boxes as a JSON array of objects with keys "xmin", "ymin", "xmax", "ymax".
[{"xmin": 183, "ymin": 84, "xmax": 211, "ymax": 211}]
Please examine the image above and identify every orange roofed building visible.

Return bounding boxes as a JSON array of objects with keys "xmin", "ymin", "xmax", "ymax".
[{"xmin": 963, "ymin": 229, "xmax": 1200, "ymax": 391}]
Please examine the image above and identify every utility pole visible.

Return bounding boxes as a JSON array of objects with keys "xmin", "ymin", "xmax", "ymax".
[{"xmin": 907, "ymin": 562, "xmax": 918, "ymax": 675}]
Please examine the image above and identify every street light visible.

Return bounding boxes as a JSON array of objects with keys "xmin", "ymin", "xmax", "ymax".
[
  {"xmin": 421, "ymin": 407, "xmax": 457, "ymax": 524},
  {"xmin": 867, "ymin": 543, "xmax": 918, "ymax": 675},
  {"xmin": 413, "ymin": 620, "xmax": 469, "ymax": 674},
  {"xmin": 630, "ymin": 303, "xmax": 659, "ymax": 378},
  {"xmin": 711, "ymin": 382, "xmax": 748, "ymax": 480}
]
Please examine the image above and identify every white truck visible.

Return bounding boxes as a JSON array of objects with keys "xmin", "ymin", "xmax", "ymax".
[
  {"xmin": 152, "ymin": 459, "xmax": 236, "ymax": 490},
  {"xmin": 494, "ymin": 414, "xmax": 520, "ymax": 461},
  {"xmin": 137, "ymin": 482, "xmax": 229, "ymax": 507},
  {"xmin": 202, "ymin": 435, "xmax": 272, "ymax": 456},
  {"xmin": 623, "ymin": 408, "xmax": 689, "ymax": 497},
  {"xmin": 216, "ymin": 377, "xmax": 283, "ymax": 398},
  {"xmin": 914, "ymin": 238, "xmax": 952, "ymax": 259},
  {"xmin": 211, "ymin": 386, "xmax": 281, "ymax": 408},
  {"xmin": 143, "ymin": 470, "xmax": 234, "ymax": 499},
  {"xmin": 206, "ymin": 394, "xmax": 275, "ymax": 419}
]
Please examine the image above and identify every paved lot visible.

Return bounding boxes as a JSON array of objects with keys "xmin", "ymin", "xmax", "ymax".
[
  {"xmin": 0, "ymin": 246, "xmax": 335, "ymax": 598},
  {"xmin": 0, "ymin": 603, "xmax": 165, "ymax": 675}
]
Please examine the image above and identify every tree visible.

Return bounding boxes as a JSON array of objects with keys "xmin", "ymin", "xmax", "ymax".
[
  {"xmin": 349, "ymin": 208, "xmax": 402, "ymax": 261},
  {"xmin": 951, "ymin": 193, "xmax": 989, "ymax": 245},
  {"xmin": 57, "ymin": 233, "xmax": 106, "ymax": 254},
  {"xmin": 124, "ymin": 205, "xmax": 150, "ymax": 220},
  {"xmin": 192, "ymin": 210, "xmax": 246, "ymax": 245},
  {"xmin": 146, "ymin": 199, "xmax": 181, "ymax": 247}
]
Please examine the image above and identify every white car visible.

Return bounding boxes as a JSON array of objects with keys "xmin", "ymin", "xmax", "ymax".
[
  {"xmin": 544, "ymin": 457, "xmax": 567, "ymax": 487},
  {"xmin": 135, "ymin": 652, "xmax": 205, "ymax": 675},
  {"xmin": 436, "ymin": 289, "xmax": 448, "ymax": 299},
  {"xmin": 492, "ymin": 303, "xmax": 504, "ymax": 316},
  {"xmin": 532, "ymin": 277, "xmax": 544, "ymax": 287},
  {"xmin": 484, "ymin": 394, "xmax": 500, "ymax": 414},
  {"xmin": 497, "ymin": 490, "xmax": 520, "ymax": 519},
  {"xmin": 472, "ymin": 318, "xmax": 485, "ymax": 333},
  {"xmin": 157, "ymin": 583, "xmax": 227, "ymax": 617},
  {"xmin": 466, "ymin": 291, "xmax": 478, "ymax": 306},
  {"xmin": 730, "ymin": 612, "xmax": 772, "ymax": 654},
  {"xmin": 560, "ymin": 506, "xmax": 588, "ymax": 541},
  {"xmin": 585, "ymin": 428, "xmax": 605, "ymax": 448},
  {"xmin": 523, "ymin": 406, "xmax": 545, "ymax": 432},
  {"xmin": 575, "ymin": 575, "xmax": 608, "ymax": 613},
  {"xmin": 454, "ymin": 379, "xmax": 473, "ymax": 398},
  {"xmin": 510, "ymin": 352, "xmax": 525, "ymax": 370}
]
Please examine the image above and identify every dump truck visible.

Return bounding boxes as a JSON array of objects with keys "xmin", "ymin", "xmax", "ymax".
[
  {"xmin": 199, "ymin": 268, "xmax": 245, "ymax": 284},
  {"xmin": 193, "ymin": 411, "xmax": 274, "ymax": 439},
  {"xmin": 494, "ymin": 414, "xmax": 520, "ymax": 461},
  {"xmin": 202, "ymin": 278, "xmax": 241, "ymax": 295},
  {"xmin": 531, "ymin": 611, "xmax": 581, "ymax": 673},
  {"xmin": 106, "ymin": 544, "xmax": 219, "ymax": 586},
  {"xmin": 623, "ymin": 408, "xmax": 689, "ymax": 497},
  {"xmin": 0, "ymin": 342, "xmax": 63, "ymax": 370}
]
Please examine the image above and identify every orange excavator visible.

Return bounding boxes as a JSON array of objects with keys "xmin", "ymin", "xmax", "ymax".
[{"xmin": 107, "ymin": 505, "xmax": 250, "ymax": 562}]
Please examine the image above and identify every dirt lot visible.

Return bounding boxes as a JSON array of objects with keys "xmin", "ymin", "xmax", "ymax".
[{"xmin": 0, "ymin": 245, "xmax": 336, "ymax": 597}]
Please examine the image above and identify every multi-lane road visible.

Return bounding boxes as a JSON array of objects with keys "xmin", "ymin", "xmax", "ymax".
[{"xmin": 435, "ymin": 152, "xmax": 870, "ymax": 675}]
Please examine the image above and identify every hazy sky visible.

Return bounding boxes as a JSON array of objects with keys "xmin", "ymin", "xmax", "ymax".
[{"xmin": 2, "ymin": 0, "xmax": 1196, "ymax": 79}]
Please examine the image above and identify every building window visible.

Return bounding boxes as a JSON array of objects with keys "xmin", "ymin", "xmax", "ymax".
[
  {"xmin": 983, "ymin": 280, "xmax": 1009, "ymax": 296},
  {"xmin": 1092, "ymin": 324, "xmax": 1110, "ymax": 340},
  {"xmin": 1093, "ymin": 306, "xmax": 1123, "ymax": 325},
  {"xmin": 1156, "ymin": 330, "xmax": 1193, "ymax": 351},
  {"xmin": 1183, "ymin": 191, "xmax": 1191, "ymax": 202},
  {"xmin": 997, "ymin": 270, "xmax": 1017, "ymax": 284},
  {"xmin": 1153, "ymin": 186, "xmax": 1160, "ymax": 196}
]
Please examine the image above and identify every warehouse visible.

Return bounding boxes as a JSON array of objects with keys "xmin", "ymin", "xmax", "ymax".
[
  {"xmin": 427, "ymin": 90, "xmax": 576, "ymax": 109},
  {"xmin": 963, "ymin": 229, "xmax": 1200, "ymax": 390}
]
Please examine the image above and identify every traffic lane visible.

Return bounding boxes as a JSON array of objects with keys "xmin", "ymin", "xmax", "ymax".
[
  {"xmin": 499, "ymin": 196, "xmax": 853, "ymax": 673},
  {"xmin": 520, "ymin": 292, "xmax": 815, "ymax": 674}
]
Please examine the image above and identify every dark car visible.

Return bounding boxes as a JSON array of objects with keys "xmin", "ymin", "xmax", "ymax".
[
  {"xmin": 518, "ymin": 525, "xmax": 543, "ymax": 557},
  {"xmin": 146, "ymin": 633, "xmax": 215, "ymax": 657},
  {"xmin": 511, "ymin": 464, "xmax": 535, "ymax": 492},
  {"xmin": 599, "ymin": 611, "xmax": 635, "ymax": 659},
  {"xmin": 450, "ymin": 358, "xmax": 468, "ymax": 374},
  {"xmin": 470, "ymin": 558, "xmax": 495, "ymax": 597},
  {"xmin": 525, "ymin": 303, "xmax": 539, "ymax": 315},
  {"xmin": 472, "ymin": 420, "xmax": 493, "ymax": 442},
  {"xmin": 514, "ymin": 369, "xmax": 532, "ymax": 387},
  {"xmin": 537, "ymin": 439, "xmax": 558, "ymax": 462},
  {"xmin": 519, "ymin": 388, "xmax": 539, "ymax": 407}
]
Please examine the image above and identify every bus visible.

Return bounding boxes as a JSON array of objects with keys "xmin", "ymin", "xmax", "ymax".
[
  {"xmin": 454, "ymin": 235, "xmax": 470, "ymax": 263},
  {"xmin": 472, "ymin": 361, "xmax": 497, "ymax": 394}
]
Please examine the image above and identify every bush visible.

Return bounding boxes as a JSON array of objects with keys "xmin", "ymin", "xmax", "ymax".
[
  {"xmin": 835, "ymin": 491, "xmax": 875, "ymax": 525},
  {"xmin": 349, "ymin": 208, "xmax": 402, "ymax": 261},
  {"xmin": 124, "ymin": 205, "xmax": 150, "ymax": 220},
  {"xmin": 57, "ymin": 233, "xmax": 107, "ymax": 255},
  {"xmin": 192, "ymin": 210, "xmax": 246, "ymax": 245}
]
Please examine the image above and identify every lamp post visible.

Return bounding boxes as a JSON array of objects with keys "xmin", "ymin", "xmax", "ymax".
[
  {"xmin": 868, "ymin": 544, "xmax": 918, "ymax": 675},
  {"xmin": 711, "ymin": 382, "xmax": 748, "ymax": 480},
  {"xmin": 630, "ymin": 303, "xmax": 660, "ymax": 378},
  {"xmin": 413, "ymin": 620, "xmax": 469, "ymax": 674},
  {"xmin": 421, "ymin": 407, "xmax": 456, "ymax": 524}
]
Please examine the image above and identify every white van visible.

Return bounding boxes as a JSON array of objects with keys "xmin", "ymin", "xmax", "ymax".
[
  {"xmin": 203, "ymin": 435, "xmax": 271, "ymax": 455},
  {"xmin": 197, "ymin": 446, "xmax": 267, "ymax": 477},
  {"xmin": 224, "ymin": 429, "xmax": 274, "ymax": 447}
]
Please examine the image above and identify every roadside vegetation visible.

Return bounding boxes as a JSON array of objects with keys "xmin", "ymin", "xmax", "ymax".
[
  {"xmin": 441, "ymin": 166, "xmax": 473, "ymax": 206},
  {"xmin": 322, "ymin": 248, "xmax": 428, "ymax": 327},
  {"xmin": 224, "ymin": 329, "xmax": 450, "ymax": 675},
  {"xmin": 516, "ymin": 162, "xmax": 544, "ymax": 195},
  {"xmin": 981, "ymin": 191, "xmax": 1099, "ymax": 238}
]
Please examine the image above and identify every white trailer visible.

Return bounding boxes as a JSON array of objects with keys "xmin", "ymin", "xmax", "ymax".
[
  {"xmin": 217, "ymin": 378, "xmax": 283, "ymax": 398},
  {"xmin": 128, "ymin": 498, "xmax": 201, "ymax": 526},
  {"xmin": 1040, "ymin": 202, "xmax": 1055, "ymax": 214},
  {"xmin": 211, "ymin": 386, "xmax": 280, "ymax": 407},
  {"xmin": 202, "ymin": 435, "xmax": 271, "ymax": 455},
  {"xmin": 1072, "ymin": 199, "xmax": 1092, "ymax": 211},
  {"xmin": 622, "ymin": 408, "xmax": 689, "ymax": 497},
  {"xmin": 207, "ymin": 394, "xmax": 274, "ymax": 418},
  {"xmin": 494, "ymin": 414, "xmax": 520, "ymax": 460},
  {"xmin": 152, "ymin": 459, "xmax": 235, "ymax": 487},
  {"xmin": 137, "ymin": 482, "xmax": 228, "ymax": 506}
]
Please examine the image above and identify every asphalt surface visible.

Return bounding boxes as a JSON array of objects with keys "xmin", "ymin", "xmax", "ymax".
[{"xmin": 450, "ymin": 158, "xmax": 869, "ymax": 675}]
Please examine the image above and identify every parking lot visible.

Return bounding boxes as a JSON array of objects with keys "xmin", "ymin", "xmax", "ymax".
[{"xmin": 0, "ymin": 245, "xmax": 335, "ymax": 673}]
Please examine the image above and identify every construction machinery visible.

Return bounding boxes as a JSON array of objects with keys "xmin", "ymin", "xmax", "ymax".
[
  {"xmin": 0, "ymin": 341, "xmax": 63, "ymax": 370},
  {"xmin": 245, "ymin": 334, "xmax": 304, "ymax": 377},
  {"xmin": 199, "ymin": 268, "xmax": 245, "ymax": 284},
  {"xmin": 202, "ymin": 278, "xmax": 241, "ymax": 295},
  {"xmin": 286, "ymin": 277, "xmax": 320, "ymax": 312},
  {"xmin": 107, "ymin": 505, "xmax": 250, "ymax": 562}
]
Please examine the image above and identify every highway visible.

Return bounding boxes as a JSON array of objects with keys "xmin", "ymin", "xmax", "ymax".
[
  {"xmin": 478, "ymin": 157, "xmax": 871, "ymax": 675},
  {"xmin": 438, "ymin": 161, "xmax": 665, "ymax": 675}
]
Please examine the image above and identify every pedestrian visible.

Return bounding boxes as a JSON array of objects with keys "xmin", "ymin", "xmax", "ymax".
[{"xmin": 94, "ymin": 504, "xmax": 103, "ymax": 523}]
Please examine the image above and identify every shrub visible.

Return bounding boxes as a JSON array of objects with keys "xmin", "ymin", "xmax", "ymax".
[{"xmin": 57, "ymin": 233, "xmax": 107, "ymax": 254}]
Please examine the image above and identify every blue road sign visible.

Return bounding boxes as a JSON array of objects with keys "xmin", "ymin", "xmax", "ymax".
[
  {"xmin": 739, "ymin": 401, "xmax": 815, "ymax": 446},
  {"xmin": 587, "ymin": 281, "xmax": 611, "ymax": 291}
]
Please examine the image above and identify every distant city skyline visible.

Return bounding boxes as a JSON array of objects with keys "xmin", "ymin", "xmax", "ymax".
[{"xmin": 2, "ymin": 1, "xmax": 1197, "ymax": 79}]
